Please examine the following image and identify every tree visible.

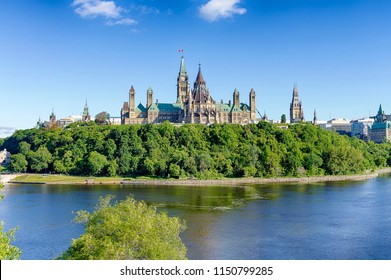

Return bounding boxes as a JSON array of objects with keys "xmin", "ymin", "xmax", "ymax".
[
  {"xmin": 10, "ymin": 154, "xmax": 28, "ymax": 173},
  {"xmin": 87, "ymin": 151, "xmax": 108, "ymax": 176},
  {"xmin": 95, "ymin": 111, "xmax": 110, "ymax": 125},
  {"xmin": 30, "ymin": 146, "xmax": 52, "ymax": 173},
  {"xmin": 0, "ymin": 184, "xmax": 22, "ymax": 260},
  {"xmin": 281, "ymin": 114, "xmax": 287, "ymax": 124},
  {"xmin": 18, "ymin": 141, "xmax": 31, "ymax": 156},
  {"xmin": 58, "ymin": 195, "xmax": 187, "ymax": 260},
  {"xmin": 106, "ymin": 160, "xmax": 118, "ymax": 177}
]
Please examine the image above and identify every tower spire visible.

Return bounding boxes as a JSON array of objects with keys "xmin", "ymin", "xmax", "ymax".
[
  {"xmin": 82, "ymin": 98, "xmax": 91, "ymax": 122},
  {"xmin": 195, "ymin": 63, "xmax": 205, "ymax": 84},
  {"xmin": 179, "ymin": 56, "xmax": 186, "ymax": 76},
  {"xmin": 290, "ymin": 84, "xmax": 304, "ymax": 123}
]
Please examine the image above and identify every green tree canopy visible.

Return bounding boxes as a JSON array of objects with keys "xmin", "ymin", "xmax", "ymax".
[
  {"xmin": 29, "ymin": 146, "xmax": 52, "ymax": 173},
  {"xmin": 281, "ymin": 114, "xmax": 287, "ymax": 124},
  {"xmin": 58, "ymin": 195, "xmax": 187, "ymax": 260},
  {"xmin": 95, "ymin": 111, "xmax": 110, "ymax": 125},
  {"xmin": 10, "ymin": 154, "xmax": 28, "ymax": 173},
  {"xmin": 2, "ymin": 122, "xmax": 391, "ymax": 178},
  {"xmin": 87, "ymin": 151, "xmax": 108, "ymax": 176}
]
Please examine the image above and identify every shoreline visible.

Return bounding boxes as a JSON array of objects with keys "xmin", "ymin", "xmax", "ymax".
[{"xmin": 4, "ymin": 168, "xmax": 391, "ymax": 186}]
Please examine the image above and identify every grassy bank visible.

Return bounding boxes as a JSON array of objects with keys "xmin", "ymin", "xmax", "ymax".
[
  {"xmin": 8, "ymin": 168, "xmax": 391, "ymax": 186},
  {"xmin": 10, "ymin": 174, "xmax": 123, "ymax": 184}
]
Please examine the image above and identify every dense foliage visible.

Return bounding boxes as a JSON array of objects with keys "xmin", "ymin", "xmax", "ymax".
[
  {"xmin": 2, "ymin": 122, "xmax": 391, "ymax": 178},
  {"xmin": 58, "ymin": 195, "xmax": 187, "ymax": 260},
  {"xmin": 0, "ymin": 183, "xmax": 21, "ymax": 260}
]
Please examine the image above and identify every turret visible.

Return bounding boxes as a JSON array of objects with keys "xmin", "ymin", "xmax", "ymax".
[
  {"xmin": 233, "ymin": 89, "xmax": 240, "ymax": 108},
  {"xmin": 129, "ymin": 86, "xmax": 135, "ymax": 113},
  {"xmin": 249, "ymin": 88, "xmax": 256, "ymax": 120},
  {"xmin": 147, "ymin": 87, "xmax": 153, "ymax": 108}
]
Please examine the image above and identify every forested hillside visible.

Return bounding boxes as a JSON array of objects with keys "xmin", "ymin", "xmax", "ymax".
[{"xmin": 1, "ymin": 122, "xmax": 390, "ymax": 179}]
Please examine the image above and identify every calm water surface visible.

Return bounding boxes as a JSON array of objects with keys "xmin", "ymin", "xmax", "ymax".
[{"xmin": 1, "ymin": 175, "xmax": 391, "ymax": 260}]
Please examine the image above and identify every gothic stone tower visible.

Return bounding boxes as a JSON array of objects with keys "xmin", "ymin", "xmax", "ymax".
[
  {"xmin": 177, "ymin": 56, "xmax": 189, "ymax": 104},
  {"xmin": 186, "ymin": 64, "xmax": 217, "ymax": 124},
  {"xmin": 82, "ymin": 99, "xmax": 91, "ymax": 122},
  {"xmin": 290, "ymin": 84, "xmax": 304, "ymax": 123}
]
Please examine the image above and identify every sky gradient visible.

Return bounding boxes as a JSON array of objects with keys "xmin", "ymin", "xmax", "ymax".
[{"xmin": 1, "ymin": 0, "xmax": 391, "ymax": 137}]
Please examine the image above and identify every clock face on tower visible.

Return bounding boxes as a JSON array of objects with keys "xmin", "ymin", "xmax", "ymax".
[{"xmin": 180, "ymin": 76, "xmax": 186, "ymax": 82}]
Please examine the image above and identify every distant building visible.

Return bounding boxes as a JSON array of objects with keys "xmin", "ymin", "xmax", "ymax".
[
  {"xmin": 110, "ymin": 117, "xmax": 122, "ymax": 125},
  {"xmin": 320, "ymin": 118, "xmax": 352, "ymax": 136},
  {"xmin": 82, "ymin": 100, "xmax": 91, "ymax": 122},
  {"xmin": 289, "ymin": 84, "xmax": 304, "ymax": 123},
  {"xmin": 351, "ymin": 118, "xmax": 374, "ymax": 141},
  {"xmin": 313, "ymin": 110, "xmax": 317, "ymax": 125},
  {"xmin": 44, "ymin": 109, "xmax": 58, "ymax": 129},
  {"xmin": 44, "ymin": 102, "xmax": 92, "ymax": 128},
  {"xmin": 0, "ymin": 149, "xmax": 11, "ymax": 166},
  {"xmin": 58, "ymin": 117, "xmax": 75, "ymax": 127},
  {"xmin": 121, "ymin": 56, "xmax": 257, "ymax": 125},
  {"xmin": 369, "ymin": 105, "xmax": 391, "ymax": 143}
]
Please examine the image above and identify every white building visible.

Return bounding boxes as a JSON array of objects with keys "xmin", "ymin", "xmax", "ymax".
[
  {"xmin": 110, "ymin": 117, "xmax": 122, "ymax": 125},
  {"xmin": 320, "ymin": 118, "xmax": 352, "ymax": 136},
  {"xmin": 0, "ymin": 149, "xmax": 11, "ymax": 165}
]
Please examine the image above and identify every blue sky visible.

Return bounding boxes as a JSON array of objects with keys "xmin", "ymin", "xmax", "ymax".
[{"xmin": 1, "ymin": 0, "xmax": 391, "ymax": 137}]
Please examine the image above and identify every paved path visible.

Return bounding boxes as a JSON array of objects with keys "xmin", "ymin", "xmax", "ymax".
[{"xmin": 0, "ymin": 174, "xmax": 20, "ymax": 183}]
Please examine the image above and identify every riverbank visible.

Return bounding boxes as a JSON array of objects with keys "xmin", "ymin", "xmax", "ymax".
[
  {"xmin": 6, "ymin": 168, "xmax": 391, "ymax": 186},
  {"xmin": 0, "ymin": 174, "xmax": 21, "ymax": 183}
]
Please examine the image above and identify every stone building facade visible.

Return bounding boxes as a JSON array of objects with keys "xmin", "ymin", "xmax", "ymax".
[
  {"xmin": 369, "ymin": 105, "xmax": 391, "ymax": 143},
  {"xmin": 290, "ymin": 84, "xmax": 304, "ymax": 123},
  {"xmin": 121, "ymin": 57, "xmax": 257, "ymax": 125}
]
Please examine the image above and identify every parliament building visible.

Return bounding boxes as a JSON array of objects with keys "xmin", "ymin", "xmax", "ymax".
[{"xmin": 121, "ymin": 56, "xmax": 257, "ymax": 125}]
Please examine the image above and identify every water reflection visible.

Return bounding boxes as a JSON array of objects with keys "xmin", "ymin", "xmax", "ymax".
[{"xmin": 1, "ymin": 178, "xmax": 391, "ymax": 260}]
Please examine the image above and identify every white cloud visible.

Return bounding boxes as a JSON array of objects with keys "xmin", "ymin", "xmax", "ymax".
[
  {"xmin": 72, "ymin": 0, "xmax": 121, "ymax": 18},
  {"xmin": 106, "ymin": 18, "xmax": 137, "ymax": 26},
  {"xmin": 71, "ymin": 0, "xmax": 137, "ymax": 26},
  {"xmin": 0, "ymin": 127, "xmax": 16, "ymax": 138},
  {"xmin": 199, "ymin": 0, "xmax": 247, "ymax": 22}
]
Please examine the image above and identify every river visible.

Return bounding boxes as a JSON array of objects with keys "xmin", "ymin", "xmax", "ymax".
[{"xmin": 1, "ymin": 175, "xmax": 391, "ymax": 260}]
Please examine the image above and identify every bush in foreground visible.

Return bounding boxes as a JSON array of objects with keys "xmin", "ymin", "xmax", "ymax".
[
  {"xmin": 0, "ymin": 183, "xmax": 21, "ymax": 260},
  {"xmin": 58, "ymin": 195, "xmax": 187, "ymax": 260}
]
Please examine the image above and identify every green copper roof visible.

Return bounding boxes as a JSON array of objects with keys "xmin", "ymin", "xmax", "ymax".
[
  {"xmin": 136, "ymin": 103, "xmax": 146, "ymax": 112},
  {"xmin": 148, "ymin": 103, "xmax": 159, "ymax": 111},
  {"xmin": 146, "ymin": 103, "xmax": 183, "ymax": 112},
  {"xmin": 240, "ymin": 103, "xmax": 250, "ymax": 111},
  {"xmin": 378, "ymin": 104, "xmax": 383, "ymax": 115},
  {"xmin": 179, "ymin": 56, "xmax": 186, "ymax": 76},
  {"xmin": 372, "ymin": 121, "xmax": 391, "ymax": 129},
  {"xmin": 216, "ymin": 103, "xmax": 231, "ymax": 112},
  {"xmin": 158, "ymin": 103, "xmax": 183, "ymax": 112}
]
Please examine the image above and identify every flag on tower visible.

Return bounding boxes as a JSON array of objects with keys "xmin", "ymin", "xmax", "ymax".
[{"xmin": 178, "ymin": 49, "xmax": 184, "ymax": 53}]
